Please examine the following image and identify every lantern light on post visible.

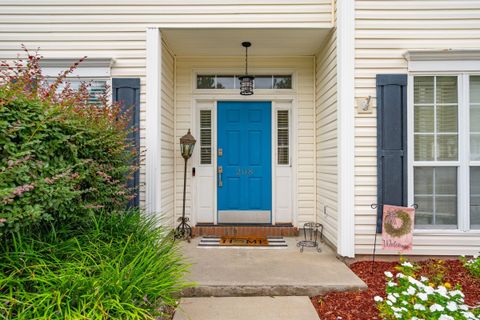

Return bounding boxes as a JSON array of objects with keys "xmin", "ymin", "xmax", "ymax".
[
  {"xmin": 175, "ymin": 129, "xmax": 196, "ymax": 240},
  {"xmin": 180, "ymin": 129, "xmax": 196, "ymax": 160},
  {"xmin": 239, "ymin": 41, "xmax": 254, "ymax": 96}
]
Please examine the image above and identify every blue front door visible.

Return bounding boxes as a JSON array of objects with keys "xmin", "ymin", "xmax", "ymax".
[{"xmin": 217, "ymin": 101, "xmax": 272, "ymax": 223}]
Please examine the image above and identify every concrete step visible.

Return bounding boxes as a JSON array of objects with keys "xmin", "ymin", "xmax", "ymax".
[
  {"xmin": 173, "ymin": 296, "xmax": 320, "ymax": 320},
  {"xmin": 180, "ymin": 237, "xmax": 367, "ymax": 297}
]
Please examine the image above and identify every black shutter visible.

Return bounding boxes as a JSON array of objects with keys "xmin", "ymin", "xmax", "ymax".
[
  {"xmin": 376, "ymin": 74, "xmax": 408, "ymax": 233},
  {"xmin": 113, "ymin": 78, "xmax": 141, "ymax": 208}
]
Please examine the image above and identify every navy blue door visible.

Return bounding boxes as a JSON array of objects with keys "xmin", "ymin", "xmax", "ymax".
[{"xmin": 217, "ymin": 101, "xmax": 272, "ymax": 217}]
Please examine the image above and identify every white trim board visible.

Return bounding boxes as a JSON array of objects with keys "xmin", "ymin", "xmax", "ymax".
[
  {"xmin": 145, "ymin": 27, "xmax": 163, "ymax": 216},
  {"xmin": 40, "ymin": 57, "xmax": 114, "ymax": 78},
  {"xmin": 336, "ymin": 0, "xmax": 355, "ymax": 258},
  {"xmin": 405, "ymin": 49, "xmax": 480, "ymax": 73}
]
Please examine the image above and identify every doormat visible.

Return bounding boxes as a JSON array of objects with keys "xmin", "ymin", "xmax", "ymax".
[{"xmin": 198, "ymin": 236, "xmax": 287, "ymax": 248}]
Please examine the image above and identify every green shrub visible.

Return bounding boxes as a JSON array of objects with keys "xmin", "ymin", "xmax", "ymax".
[
  {"xmin": 0, "ymin": 49, "xmax": 135, "ymax": 234},
  {"xmin": 0, "ymin": 210, "xmax": 189, "ymax": 319},
  {"xmin": 375, "ymin": 261, "xmax": 479, "ymax": 320},
  {"xmin": 461, "ymin": 255, "xmax": 480, "ymax": 278}
]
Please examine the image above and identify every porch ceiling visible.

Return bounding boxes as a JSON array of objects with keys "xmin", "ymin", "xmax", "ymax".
[{"xmin": 161, "ymin": 28, "xmax": 330, "ymax": 56}]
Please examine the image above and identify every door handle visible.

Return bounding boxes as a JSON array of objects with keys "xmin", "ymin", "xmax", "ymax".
[{"xmin": 218, "ymin": 166, "xmax": 223, "ymax": 187}]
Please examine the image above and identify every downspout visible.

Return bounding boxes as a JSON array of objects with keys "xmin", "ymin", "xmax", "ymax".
[
  {"xmin": 173, "ymin": 55, "xmax": 177, "ymax": 228},
  {"xmin": 313, "ymin": 54, "xmax": 318, "ymax": 224}
]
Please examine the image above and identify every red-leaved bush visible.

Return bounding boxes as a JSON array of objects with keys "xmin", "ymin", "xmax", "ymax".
[{"xmin": 0, "ymin": 47, "xmax": 137, "ymax": 234}]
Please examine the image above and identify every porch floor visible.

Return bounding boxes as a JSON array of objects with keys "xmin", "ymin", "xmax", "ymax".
[{"xmin": 180, "ymin": 237, "xmax": 366, "ymax": 297}]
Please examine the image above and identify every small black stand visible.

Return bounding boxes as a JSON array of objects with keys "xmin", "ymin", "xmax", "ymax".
[{"xmin": 297, "ymin": 222, "xmax": 324, "ymax": 253}]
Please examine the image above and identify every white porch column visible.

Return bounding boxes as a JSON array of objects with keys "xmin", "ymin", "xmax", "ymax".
[
  {"xmin": 336, "ymin": 0, "xmax": 356, "ymax": 258},
  {"xmin": 145, "ymin": 27, "xmax": 162, "ymax": 215}
]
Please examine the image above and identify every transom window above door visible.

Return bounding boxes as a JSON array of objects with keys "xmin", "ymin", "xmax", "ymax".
[
  {"xmin": 411, "ymin": 74, "xmax": 480, "ymax": 230},
  {"xmin": 196, "ymin": 75, "xmax": 292, "ymax": 90}
]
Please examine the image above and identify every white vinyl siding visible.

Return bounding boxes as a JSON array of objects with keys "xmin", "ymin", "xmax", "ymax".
[
  {"xmin": 161, "ymin": 45, "xmax": 175, "ymax": 226},
  {"xmin": 315, "ymin": 27, "xmax": 338, "ymax": 247},
  {"xmin": 354, "ymin": 0, "xmax": 480, "ymax": 255},
  {"xmin": 0, "ymin": 1, "xmax": 333, "ymax": 29}
]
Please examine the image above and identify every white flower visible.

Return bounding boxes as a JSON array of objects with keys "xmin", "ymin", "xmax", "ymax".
[
  {"xmin": 430, "ymin": 304, "xmax": 444, "ymax": 312},
  {"xmin": 386, "ymin": 300, "xmax": 393, "ymax": 306},
  {"xmin": 394, "ymin": 313, "xmax": 402, "ymax": 319},
  {"xmin": 401, "ymin": 261, "xmax": 413, "ymax": 268},
  {"xmin": 417, "ymin": 293, "xmax": 428, "ymax": 301},
  {"xmin": 393, "ymin": 293, "xmax": 400, "ymax": 298},
  {"xmin": 449, "ymin": 290, "xmax": 465, "ymax": 298},
  {"xmin": 392, "ymin": 307, "xmax": 402, "ymax": 312},
  {"xmin": 424, "ymin": 286, "xmax": 435, "ymax": 295},
  {"xmin": 420, "ymin": 276, "xmax": 429, "ymax": 282},
  {"xmin": 387, "ymin": 281, "xmax": 397, "ymax": 287},
  {"xmin": 459, "ymin": 304, "xmax": 469, "ymax": 311},
  {"xmin": 396, "ymin": 273, "xmax": 406, "ymax": 278},
  {"xmin": 384, "ymin": 271, "xmax": 393, "ymax": 278},
  {"xmin": 437, "ymin": 286, "xmax": 449, "ymax": 298},
  {"xmin": 462, "ymin": 311, "xmax": 476, "ymax": 319},
  {"xmin": 414, "ymin": 304, "xmax": 426, "ymax": 311},
  {"xmin": 407, "ymin": 286, "xmax": 416, "ymax": 295},
  {"xmin": 438, "ymin": 315, "xmax": 454, "ymax": 320},
  {"xmin": 387, "ymin": 294, "xmax": 397, "ymax": 303},
  {"xmin": 446, "ymin": 301, "xmax": 458, "ymax": 312},
  {"xmin": 374, "ymin": 296, "xmax": 383, "ymax": 302}
]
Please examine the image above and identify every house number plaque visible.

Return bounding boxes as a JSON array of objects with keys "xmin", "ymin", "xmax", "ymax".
[{"xmin": 236, "ymin": 168, "xmax": 254, "ymax": 176}]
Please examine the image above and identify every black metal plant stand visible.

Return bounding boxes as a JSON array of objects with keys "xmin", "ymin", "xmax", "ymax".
[{"xmin": 297, "ymin": 222, "xmax": 323, "ymax": 253}]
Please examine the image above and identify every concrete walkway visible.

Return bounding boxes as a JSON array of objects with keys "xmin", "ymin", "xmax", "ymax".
[
  {"xmin": 173, "ymin": 296, "xmax": 320, "ymax": 320},
  {"xmin": 181, "ymin": 237, "xmax": 366, "ymax": 297}
]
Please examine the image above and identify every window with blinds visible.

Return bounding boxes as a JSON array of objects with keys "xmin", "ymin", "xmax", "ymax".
[
  {"xmin": 277, "ymin": 110, "xmax": 289, "ymax": 165},
  {"xmin": 48, "ymin": 79, "xmax": 108, "ymax": 105},
  {"xmin": 413, "ymin": 76, "xmax": 458, "ymax": 228},
  {"xmin": 199, "ymin": 110, "xmax": 212, "ymax": 165},
  {"xmin": 470, "ymin": 76, "xmax": 480, "ymax": 229}
]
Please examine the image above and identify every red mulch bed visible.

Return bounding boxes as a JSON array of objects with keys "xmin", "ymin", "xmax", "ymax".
[{"xmin": 311, "ymin": 259, "xmax": 480, "ymax": 320}]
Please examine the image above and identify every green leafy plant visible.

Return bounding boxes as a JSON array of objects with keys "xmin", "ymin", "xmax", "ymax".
[
  {"xmin": 375, "ymin": 260, "xmax": 479, "ymax": 320},
  {"xmin": 423, "ymin": 259, "xmax": 448, "ymax": 286},
  {"xmin": 0, "ymin": 210, "xmax": 190, "ymax": 319},
  {"xmin": 461, "ymin": 255, "xmax": 480, "ymax": 279},
  {"xmin": 0, "ymin": 48, "xmax": 136, "ymax": 234}
]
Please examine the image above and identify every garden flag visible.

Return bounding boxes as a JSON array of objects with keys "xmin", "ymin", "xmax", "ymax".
[{"xmin": 381, "ymin": 205, "xmax": 415, "ymax": 252}]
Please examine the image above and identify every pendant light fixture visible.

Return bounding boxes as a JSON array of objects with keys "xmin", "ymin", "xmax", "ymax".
[{"xmin": 239, "ymin": 41, "xmax": 254, "ymax": 96}]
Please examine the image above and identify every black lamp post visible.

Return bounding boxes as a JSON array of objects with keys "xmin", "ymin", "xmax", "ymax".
[
  {"xmin": 175, "ymin": 129, "xmax": 196, "ymax": 240},
  {"xmin": 239, "ymin": 41, "xmax": 254, "ymax": 96}
]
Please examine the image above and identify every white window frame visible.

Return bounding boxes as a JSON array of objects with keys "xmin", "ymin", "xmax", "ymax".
[{"xmin": 408, "ymin": 72, "xmax": 480, "ymax": 233}]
